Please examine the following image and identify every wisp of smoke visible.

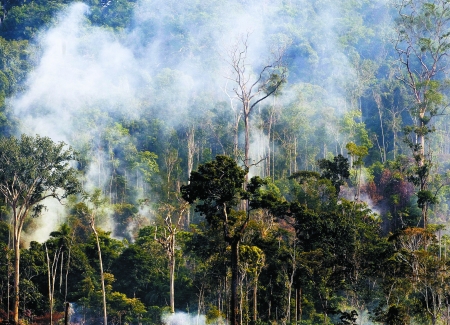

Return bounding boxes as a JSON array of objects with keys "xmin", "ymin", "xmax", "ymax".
[
  {"xmin": 162, "ymin": 312, "xmax": 226, "ymax": 325},
  {"xmin": 21, "ymin": 196, "xmax": 66, "ymax": 245}
]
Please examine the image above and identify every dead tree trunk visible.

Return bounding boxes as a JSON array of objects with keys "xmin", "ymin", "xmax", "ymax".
[
  {"xmin": 155, "ymin": 202, "xmax": 186, "ymax": 313},
  {"xmin": 225, "ymin": 33, "xmax": 287, "ymax": 183},
  {"xmin": 45, "ymin": 244, "xmax": 62, "ymax": 325}
]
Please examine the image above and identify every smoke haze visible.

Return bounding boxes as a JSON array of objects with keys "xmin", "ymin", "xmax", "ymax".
[{"xmin": 6, "ymin": 0, "xmax": 392, "ymax": 241}]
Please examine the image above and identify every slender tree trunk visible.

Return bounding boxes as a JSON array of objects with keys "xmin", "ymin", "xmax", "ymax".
[
  {"xmin": 169, "ymin": 238, "xmax": 175, "ymax": 313},
  {"xmin": 379, "ymin": 110, "xmax": 386, "ymax": 163},
  {"xmin": 286, "ymin": 242, "xmax": 296, "ymax": 324},
  {"xmin": 356, "ymin": 164, "xmax": 362, "ymax": 201},
  {"xmin": 286, "ymin": 271, "xmax": 294, "ymax": 323},
  {"xmin": 253, "ymin": 281, "xmax": 257, "ymax": 323},
  {"xmin": 239, "ymin": 273, "xmax": 243, "ymax": 325},
  {"xmin": 295, "ymin": 289, "xmax": 297, "ymax": 324},
  {"xmin": 231, "ymin": 240, "xmax": 240, "ymax": 325},
  {"xmin": 13, "ymin": 214, "xmax": 21, "ymax": 325},
  {"xmin": 226, "ymin": 272, "xmax": 230, "ymax": 322},
  {"xmin": 64, "ymin": 302, "xmax": 70, "ymax": 325},
  {"xmin": 374, "ymin": 91, "xmax": 386, "ymax": 163},
  {"xmin": 7, "ymin": 224, "xmax": 11, "ymax": 324},
  {"xmin": 45, "ymin": 244, "xmax": 61, "ymax": 325},
  {"xmin": 233, "ymin": 113, "xmax": 241, "ymax": 160},
  {"xmin": 243, "ymin": 109, "xmax": 250, "ymax": 211},
  {"xmin": 7, "ymin": 269, "xmax": 9, "ymax": 323},
  {"xmin": 186, "ymin": 127, "xmax": 195, "ymax": 226},
  {"xmin": 65, "ymin": 236, "xmax": 73, "ymax": 302},
  {"xmin": 13, "ymin": 236, "xmax": 19, "ymax": 325},
  {"xmin": 197, "ymin": 284, "xmax": 204, "ymax": 325},
  {"xmin": 294, "ymin": 137, "xmax": 297, "ymax": 172},
  {"xmin": 266, "ymin": 101, "xmax": 274, "ymax": 178},
  {"xmin": 60, "ymin": 252, "xmax": 64, "ymax": 293},
  {"xmin": 393, "ymin": 124, "xmax": 397, "ymax": 160},
  {"xmin": 156, "ymin": 207, "xmax": 184, "ymax": 314},
  {"xmin": 91, "ymin": 224, "xmax": 107, "ymax": 325},
  {"xmin": 46, "ymin": 248, "xmax": 53, "ymax": 325},
  {"xmin": 272, "ymin": 135, "xmax": 275, "ymax": 181},
  {"xmin": 244, "ymin": 110, "xmax": 250, "ymax": 172},
  {"xmin": 417, "ymin": 112, "xmax": 428, "ymax": 228},
  {"xmin": 297, "ymin": 288, "xmax": 302, "ymax": 324}
]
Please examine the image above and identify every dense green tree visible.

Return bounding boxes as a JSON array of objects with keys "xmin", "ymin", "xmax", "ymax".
[
  {"xmin": 395, "ymin": 0, "xmax": 450, "ymax": 228},
  {"xmin": 0, "ymin": 1, "xmax": 68, "ymax": 40},
  {"xmin": 107, "ymin": 290, "xmax": 146, "ymax": 325},
  {"xmin": 19, "ymin": 241, "xmax": 46, "ymax": 318},
  {"xmin": 111, "ymin": 228, "xmax": 167, "ymax": 307},
  {"xmin": 181, "ymin": 155, "xmax": 273, "ymax": 325},
  {"xmin": 0, "ymin": 134, "xmax": 80, "ymax": 324},
  {"xmin": 182, "ymin": 222, "xmax": 230, "ymax": 319},
  {"xmin": 273, "ymin": 164, "xmax": 384, "ymax": 324},
  {"xmin": 0, "ymin": 37, "xmax": 28, "ymax": 134},
  {"xmin": 181, "ymin": 155, "xmax": 246, "ymax": 325},
  {"xmin": 86, "ymin": 0, "xmax": 136, "ymax": 30},
  {"xmin": 318, "ymin": 154, "xmax": 350, "ymax": 195}
]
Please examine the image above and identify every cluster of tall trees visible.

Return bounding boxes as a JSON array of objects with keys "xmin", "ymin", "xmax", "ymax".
[{"xmin": 1, "ymin": 0, "xmax": 450, "ymax": 324}]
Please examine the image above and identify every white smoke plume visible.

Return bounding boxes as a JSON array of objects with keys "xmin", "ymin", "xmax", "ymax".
[
  {"xmin": 13, "ymin": 3, "xmax": 142, "ymax": 142},
  {"xmin": 162, "ymin": 312, "xmax": 226, "ymax": 325},
  {"xmin": 21, "ymin": 196, "xmax": 66, "ymax": 246},
  {"xmin": 7, "ymin": 0, "xmax": 386, "ymax": 241}
]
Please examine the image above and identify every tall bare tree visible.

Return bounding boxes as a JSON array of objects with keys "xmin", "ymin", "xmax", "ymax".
[
  {"xmin": 225, "ymin": 34, "xmax": 287, "ymax": 178},
  {"xmin": 395, "ymin": 0, "xmax": 450, "ymax": 227},
  {"xmin": 155, "ymin": 201, "xmax": 187, "ymax": 313},
  {"xmin": 45, "ymin": 243, "xmax": 62, "ymax": 325}
]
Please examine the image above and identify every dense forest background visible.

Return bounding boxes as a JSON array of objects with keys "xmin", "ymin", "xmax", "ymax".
[{"xmin": 1, "ymin": 0, "xmax": 450, "ymax": 324}]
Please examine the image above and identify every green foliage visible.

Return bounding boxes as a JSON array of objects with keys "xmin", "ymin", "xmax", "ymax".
[
  {"xmin": 181, "ymin": 155, "xmax": 246, "ymax": 229},
  {"xmin": 0, "ymin": 134, "xmax": 81, "ymax": 211},
  {"xmin": 206, "ymin": 305, "xmax": 226, "ymax": 324},
  {"xmin": 373, "ymin": 304, "xmax": 410, "ymax": 325},
  {"xmin": 137, "ymin": 151, "xmax": 159, "ymax": 183},
  {"xmin": 112, "ymin": 226, "xmax": 170, "ymax": 306},
  {"xmin": 86, "ymin": 0, "xmax": 136, "ymax": 30},
  {"xmin": 85, "ymin": 229, "xmax": 124, "ymax": 273},
  {"xmin": 0, "ymin": 1, "xmax": 67, "ymax": 40},
  {"xmin": 340, "ymin": 110, "xmax": 373, "ymax": 149},
  {"xmin": 19, "ymin": 241, "xmax": 46, "ymax": 313},
  {"xmin": 108, "ymin": 291, "xmax": 146, "ymax": 323},
  {"xmin": 346, "ymin": 142, "xmax": 368, "ymax": 165},
  {"xmin": 239, "ymin": 245, "xmax": 265, "ymax": 278},
  {"xmin": 318, "ymin": 154, "xmax": 350, "ymax": 194},
  {"xmin": 417, "ymin": 190, "xmax": 438, "ymax": 209},
  {"xmin": 335, "ymin": 310, "xmax": 358, "ymax": 325}
]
